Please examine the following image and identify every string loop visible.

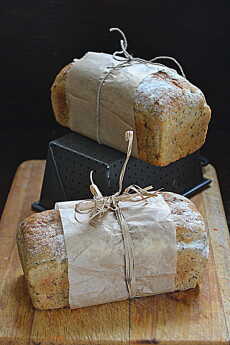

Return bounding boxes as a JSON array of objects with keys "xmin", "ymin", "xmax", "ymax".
[{"xmin": 110, "ymin": 27, "xmax": 133, "ymax": 61}]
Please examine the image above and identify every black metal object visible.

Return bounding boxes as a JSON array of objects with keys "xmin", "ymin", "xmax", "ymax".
[{"xmin": 32, "ymin": 133, "xmax": 211, "ymax": 211}]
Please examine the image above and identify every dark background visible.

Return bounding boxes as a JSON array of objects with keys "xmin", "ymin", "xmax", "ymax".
[{"xmin": 0, "ymin": 1, "xmax": 230, "ymax": 223}]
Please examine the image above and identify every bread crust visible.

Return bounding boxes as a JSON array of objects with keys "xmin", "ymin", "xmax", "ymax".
[
  {"xmin": 51, "ymin": 63, "xmax": 73, "ymax": 127},
  {"xmin": 51, "ymin": 60, "xmax": 211, "ymax": 166},
  {"xmin": 17, "ymin": 192, "xmax": 208, "ymax": 310}
]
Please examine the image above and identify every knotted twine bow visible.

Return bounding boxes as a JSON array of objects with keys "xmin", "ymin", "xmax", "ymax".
[
  {"xmin": 96, "ymin": 27, "xmax": 186, "ymax": 144},
  {"xmin": 75, "ymin": 131, "xmax": 160, "ymax": 298}
]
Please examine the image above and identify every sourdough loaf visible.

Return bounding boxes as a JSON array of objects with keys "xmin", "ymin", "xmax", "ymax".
[
  {"xmin": 51, "ymin": 57, "xmax": 211, "ymax": 166},
  {"xmin": 17, "ymin": 192, "xmax": 208, "ymax": 310}
]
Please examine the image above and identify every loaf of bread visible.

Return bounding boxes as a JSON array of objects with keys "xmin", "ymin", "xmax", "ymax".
[
  {"xmin": 17, "ymin": 192, "xmax": 208, "ymax": 310},
  {"xmin": 51, "ymin": 56, "xmax": 211, "ymax": 166}
]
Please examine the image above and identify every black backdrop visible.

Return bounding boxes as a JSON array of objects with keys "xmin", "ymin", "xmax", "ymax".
[{"xmin": 0, "ymin": 1, "xmax": 230, "ymax": 216}]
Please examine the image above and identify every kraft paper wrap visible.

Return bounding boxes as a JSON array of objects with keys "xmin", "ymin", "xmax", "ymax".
[
  {"xmin": 55, "ymin": 194, "xmax": 177, "ymax": 309},
  {"xmin": 65, "ymin": 52, "xmax": 164, "ymax": 157}
]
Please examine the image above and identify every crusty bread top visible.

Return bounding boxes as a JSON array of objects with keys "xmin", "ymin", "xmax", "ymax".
[
  {"xmin": 135, "ymin": 68, "xmax": 209, "ymax": 120},
  {"xmin": 17, "ymin": 210, "xmax": 66, "ymax": 270}
]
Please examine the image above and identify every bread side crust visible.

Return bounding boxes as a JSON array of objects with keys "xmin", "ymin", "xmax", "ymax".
[
  {"xmin": 134, "ymin": 72, "xmax": 211, "ymax": 166},
  {"xmin": 17, "ymin": 210, "xmax": 69, "ymax": 309},
  {"xmin": 17, "ymin": 192, "xmax": 208, "ymax": 310},
  {"xmin": 51, "ymin": 63, "xmax": 73, "ymax": 127}
]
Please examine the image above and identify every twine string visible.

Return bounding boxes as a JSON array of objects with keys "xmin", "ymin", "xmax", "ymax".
[{"xmin": 75, "ymin": 130, "xmax": 159, "ymax": 298}]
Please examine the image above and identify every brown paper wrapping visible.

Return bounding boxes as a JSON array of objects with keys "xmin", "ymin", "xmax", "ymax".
[
  {"xmin": 65, "ymin": 52, "xmax": 165, "ymax": 156},
  {"xmin": 56, "ymin": 194, "xmax": 177, "ymax": 309}
]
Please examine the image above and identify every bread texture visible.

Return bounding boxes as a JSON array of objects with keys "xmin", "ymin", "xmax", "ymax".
[
  {"xmin": 17, "ymin": 192, "xmax": 208, "ymax": 310},
  {"xmin": 51, "ymin": 60, "xmax": 211, "ymax": 166}
]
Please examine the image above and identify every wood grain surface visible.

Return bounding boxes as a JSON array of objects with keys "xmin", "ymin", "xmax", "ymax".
[{"xmin": 0, "ymin": 161, "xmax": 229, "ymax": 345}]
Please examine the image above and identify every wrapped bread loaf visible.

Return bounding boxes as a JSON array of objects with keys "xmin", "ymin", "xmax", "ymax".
[
  {"xmin": 17, "ymin": 192, "xmax": 208, "ymax": 310},
  {"xmin": 51, "ymin": 52, "xmax": 211, "ymax": 166}
]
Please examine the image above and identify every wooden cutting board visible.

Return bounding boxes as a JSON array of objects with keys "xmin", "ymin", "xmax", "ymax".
[{"xmin": 0, "ymin": 161, "xmax": 229, "ymax": 345}]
